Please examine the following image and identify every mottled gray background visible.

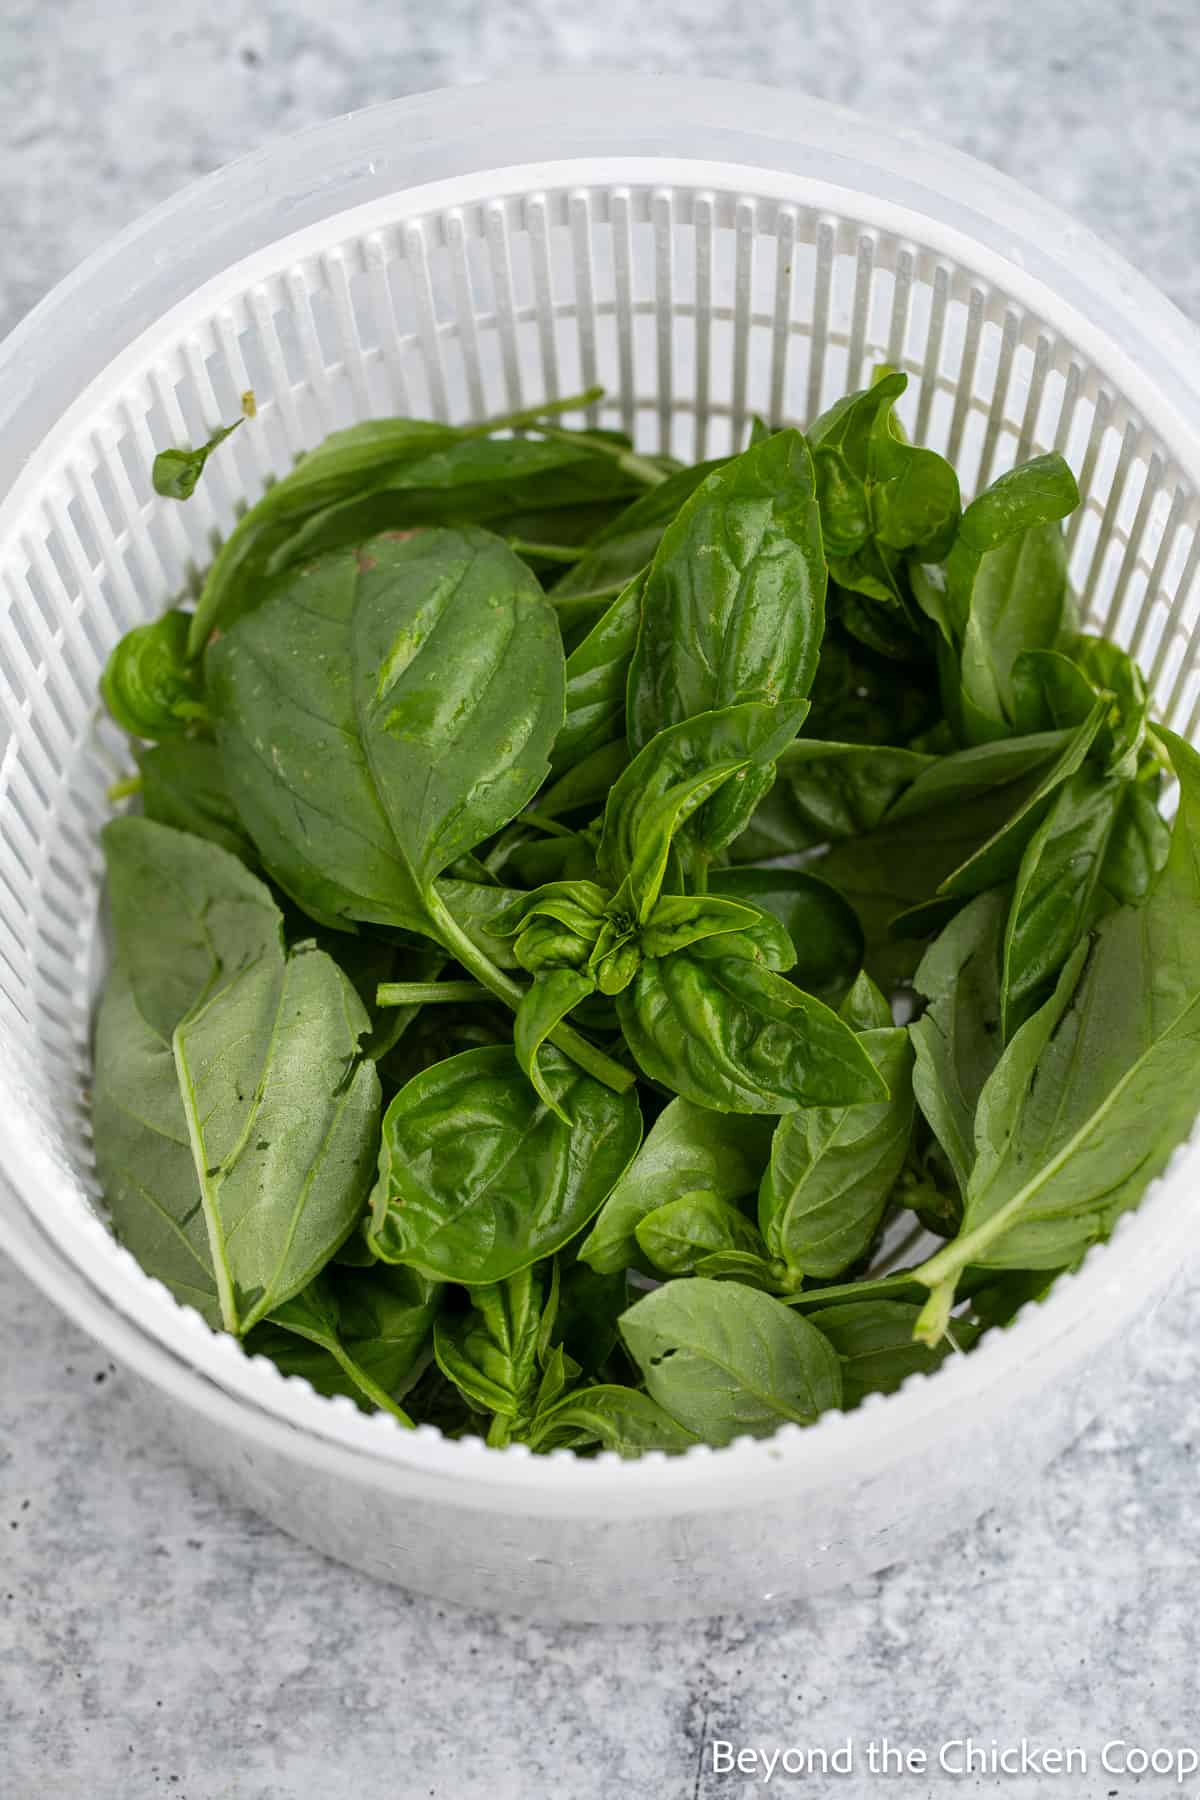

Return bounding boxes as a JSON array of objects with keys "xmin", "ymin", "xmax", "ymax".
[{"xmin": 3, "ymin": 3, "xmax": 1200, "ymax": 1796}]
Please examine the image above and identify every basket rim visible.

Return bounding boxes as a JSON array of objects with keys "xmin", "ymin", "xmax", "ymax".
[{"xmin": 2, "ymin": 73, "xmax": 1200, "ymax": 1505}]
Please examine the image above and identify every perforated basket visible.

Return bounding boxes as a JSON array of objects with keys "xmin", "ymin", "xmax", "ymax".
[{"xmin": 3, "ymin": 77, "xmax": 1200, "ymax": 1622}]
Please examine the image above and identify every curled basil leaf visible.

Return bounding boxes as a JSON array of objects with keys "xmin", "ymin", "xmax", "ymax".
[{"xmin": 101, "ymin": 610, "xmax": 207, "ymax": 739}]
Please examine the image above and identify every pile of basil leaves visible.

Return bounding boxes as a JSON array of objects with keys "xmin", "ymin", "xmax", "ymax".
[{"xmin": 92, "ymin": 374, "xmax": 1200, "ymax": 1456}]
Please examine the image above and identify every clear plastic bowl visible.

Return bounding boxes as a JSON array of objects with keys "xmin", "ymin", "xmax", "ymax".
[{"xmin": 2, "ymin": 76, "xmax": 1200, "ymax": 1621}]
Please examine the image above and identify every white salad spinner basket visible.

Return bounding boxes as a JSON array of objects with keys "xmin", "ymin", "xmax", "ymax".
[{"xmin": 3, "ymin": 77, "xmax": 1200, "ymax": 1622}]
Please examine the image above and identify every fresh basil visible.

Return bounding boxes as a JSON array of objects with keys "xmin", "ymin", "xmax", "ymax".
[
  {"xmin": 620, "ymin": 1278, "xmax": 842, "ymax": 1443},
  {"xmin": 91, "ymin": 382, "xmax": 1192, "ymax": 1456},
  {"xmin": 368, "ymin": 1046, "xmax": 641, "ymax": 1283},
  {"xmin": 578, "ymin": 1099, "xmax": 775, "ymax": 1277}
]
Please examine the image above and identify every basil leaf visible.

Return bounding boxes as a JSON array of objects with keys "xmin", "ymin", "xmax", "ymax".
[
  {"xmin": 616, "ymin": 935, "xmax": 886, "ymax": 1114},
  {"xmin": 639, "ymin": 894, "xmax": 760, "ymax": 959},
  {"xmin": 553, "ymin": 1262, "xmax": 629, "ymax": 1378},
  {"xmin": 945, "ymin": 454, "xmax": 1079, "ymax": 742},
  {"xmin": 186, "ymin": 392, "xmax": 605, "ymax": 652},
  {"xmin": 814, "ymin": 731, "xmax": 1072, "ymax": 985},
  {"xmin": 634, "ymin": 1190, "xmax": 772, "ymax": 1279},
  {"xmin": 101, "ymin": 611, "xmax": 207, "ymax": 740},
  {"xmin": 1070, "ymin": 635, "xmax": 1150, "ymax": 775},
  {"xmin": 153, "ymin": 418, "xmax": 243, "ymax": 501},
  {"xmin": 94, "ymin": 921, "xmax": 380, "ymax": 1340},
  {"xmin": 250, "ymin": 1264, "xmax": 439, "ymax": 1422},
  {"xmin": 434, "ymin": 877, "xmax": 528, "ymax": 972},
  {"xmin": 749, "ymin": 738, "xmax": 935, "ymax": 850},
  {"xmin": 806, "ymin": 1300, "xmax": 961, "ymax": 1407},
  {"xmin": 1001, "ymin": 765, "xmax": 1124, "ymax": 1038},
  {"xmin": 628, "ymin": 429, "xmax": 826, "ymax": 842},
  {"xmin": 837, "ymin": 970, "xmax": 893, "ymax": 1032},
  {"xmin": 933, "ymin": 702, "xmax": 1106, "ymax": 904},
  {"xmin": 597, "ymin": 702, "xmax": 806, "ymax": 913},
  {"xmin": 514, "ymin": 969, "xmax": 598, "ymax": 1119},
  {"xmin": 914, "ymin": 729, "xmax": 1200, "ymax": 1326},
  {"xmin": 272, "ymin": 436, "xmax": 643, "ymax": 574},
  {"xmin": 136, "ymin": 738, "xmax": 258, "ymax": 866},
  {"xmin": 757, "ymin": 1025, "xmax": 914, "ymax": 1283},
  {"xmin": 210, "ymin": 528, "xmax": 563, "ymax": 936},
  {"xmin": 552, "ymin": 572, "xmax": 644, "ymax": 775},
  {"xmin": 619, "ymin": 1278, "xmax": 842, "ymax": 1443},
  {"xmin": 102, "ymin": 816, "xmax": 282, "ymax": 1042},
  {"xmin": 538, "ymin": 740, "xmax": 631, "ymax": 822},
  {"xmin": 368, "ymin": 1045, "xmax": 641, "ymax": 1283},
  {"xmin": 803, "ymin": 620, "xmax": 943, "ymax": 748},
  {"xmin": 1101, "ymin": 781, "xmax": 1171, "ymax": 904},
  {"xmin": 528, "ymin": 1386, "xmax": 699, "ymax": 1455},
  {"xmin": 909, "ymin": 892, "xmax": 1007, "ymax": 1195},
  {"xmin": 549, "ymin": 458, "xmax": 726, "ymax": 613},
  {"xmin": 708, "ymin": 866, "xmax": 864, "ymax": 1005},
  {"xmin": 809, "ymin": 370, "xmax": 960, "ymax": 569},
  {"xmin": 578, "ymin": 1100, "xmax": 775, "ymax": 1277},
  {"xmin": 433, "ymin": 1265, "xmax": 546, "ymax": 1441}
]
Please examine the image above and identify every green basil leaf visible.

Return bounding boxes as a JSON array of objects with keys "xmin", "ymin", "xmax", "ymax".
[
  {"xmin": 837, "ymin": 970, "xmax": 893, "ymax": 1032},
  {"xmin": 909, "ymin": 891, "xmax": 1007, "ymax": 1195},
  {"xmin": 368, "ymin": 1045, "xmax": 641, "ymax": 1283},
  {"xmin": 102, "ymin": 817, "xmax": 283, "ymax": 1042},
  {"xmin": 750, "ymin": 738, "xmax": 935, "ymax": 849},
  {"xmin": 914, "ymin": 729, "xmax": 1200, "ymax": 1321},
  {"xmin": 434, "ymin": 877, "xmax": 529, "ymax": 972},
  {"xmin": 209, "ymin": 528, "xmax": 564, "ymax": 937},
  {"xmin": 538, "ymin": 739, "xmax": 632, "ymax": 823},
  {"xmin": 1101, "ymin": 781, "xmax": 1171, "ymax": 904},
  {"xmin": 708, "ymin": 866, "xmax": 863, "ymax": 1005},
  {"xmin": 1070, "ymin": 634, "xmax": 1150, "ymax": 775},
  {"xmin": 1011, "ymin": 647, "xmax": 1102, "ymax": 737},
  {"xmin": 597, "ymin": 702, "xmax": 805, "ymax": 913},
  {"xmin": 186, "ymin": 394, "xmax": 606, "ymax": 652},
  {"xmin": 549, "ymin": 457, "xmax": 727, "ymax": 611},
  {"xmin": 945, "ymin": 454, "xmax": 1079, "ymax": 741},
  {"xmin": 250, "ymin": 1264, "xmax": 439, "ymax": 1422},
  {"xmin": 552, "ymin": 1262, "xmax": 629, "ymax": 1378},
  {"xmin": 101, "ymin": 611, "xmax": 207, "ymax": 739},
  {"xmin": 136, "ymin": 738, "xmax": 258, "ymax": 866},
  {"xmin": 491, "ymin": 879, "xmax": 611, "ymax": 939},
  {"xmin": 809, "ymin": 371, "xmax": 960, "ymax": 564},
  {"xmin": 578, "ymin": 1100, "xmax": 775, "ymax": 1276},
  {"xmin": 802, "ymin": 620, "xmax": 943, "ymax": 749},
  {"xmin": 806, "ymin": 1300, "xmax": 962, "ymax": 1407},
  {"xmin": 634, "ymin": 1190, "xmax": 772, "ymax": 1279},
  {"xmin": 528, "ymin": 1386, "xmax": 699, "ymax": 1455},
  {"xmin": 933, "ymin": 702, "xmax": 1106, "ymax": 904},
  {"xmin": 966, "ymin": 1267, "xmax": 1065, "ymax": 1328},
  {"xmin": 1001, "ymin": 765, "xmax": 1124, "ymax": 1038},
  {"xmin": 627, "ymin": 429, "xmax": 826, "ymax": 842},
  {"xmin": 619, "ymin": 1278, "xmax": 842, "ymax": 1443},
  {"xmin": 553, "ymin": 572, "xmax": 644, "ymax": 774},
  {"xmin": 274, "ymin": 443, "xmax": 644, "ymax": 591},
  {"xmin": 152, "ymin": 418, "xmax": 243, "ymax": 501},
  {"xmin": 639, "ymin": 893, "xmax": 760, "ymax": 959},
  {"xmin": 433, "ymin": 1265, "xmax": 546, "ymax": 1437},
  {"xmin": 757, "ymin": 1025, "xmax": 914, "ymax": 1282},
  {"xmin": 514, "ymin": 969, "xmax": 599, "ymax": 1119},
  {"xmin": 94, "ymin": 917, "xmax": 380, "ymax": 1341},
  {"xmin": 616, "ymin": 936, "xmax": 887, "ymax": 1114}
]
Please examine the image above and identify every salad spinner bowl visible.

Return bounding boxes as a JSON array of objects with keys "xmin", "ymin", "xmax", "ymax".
[{"xmin": 2, "ymin": 77, "xmax": 1200, "ymax": 1620}]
